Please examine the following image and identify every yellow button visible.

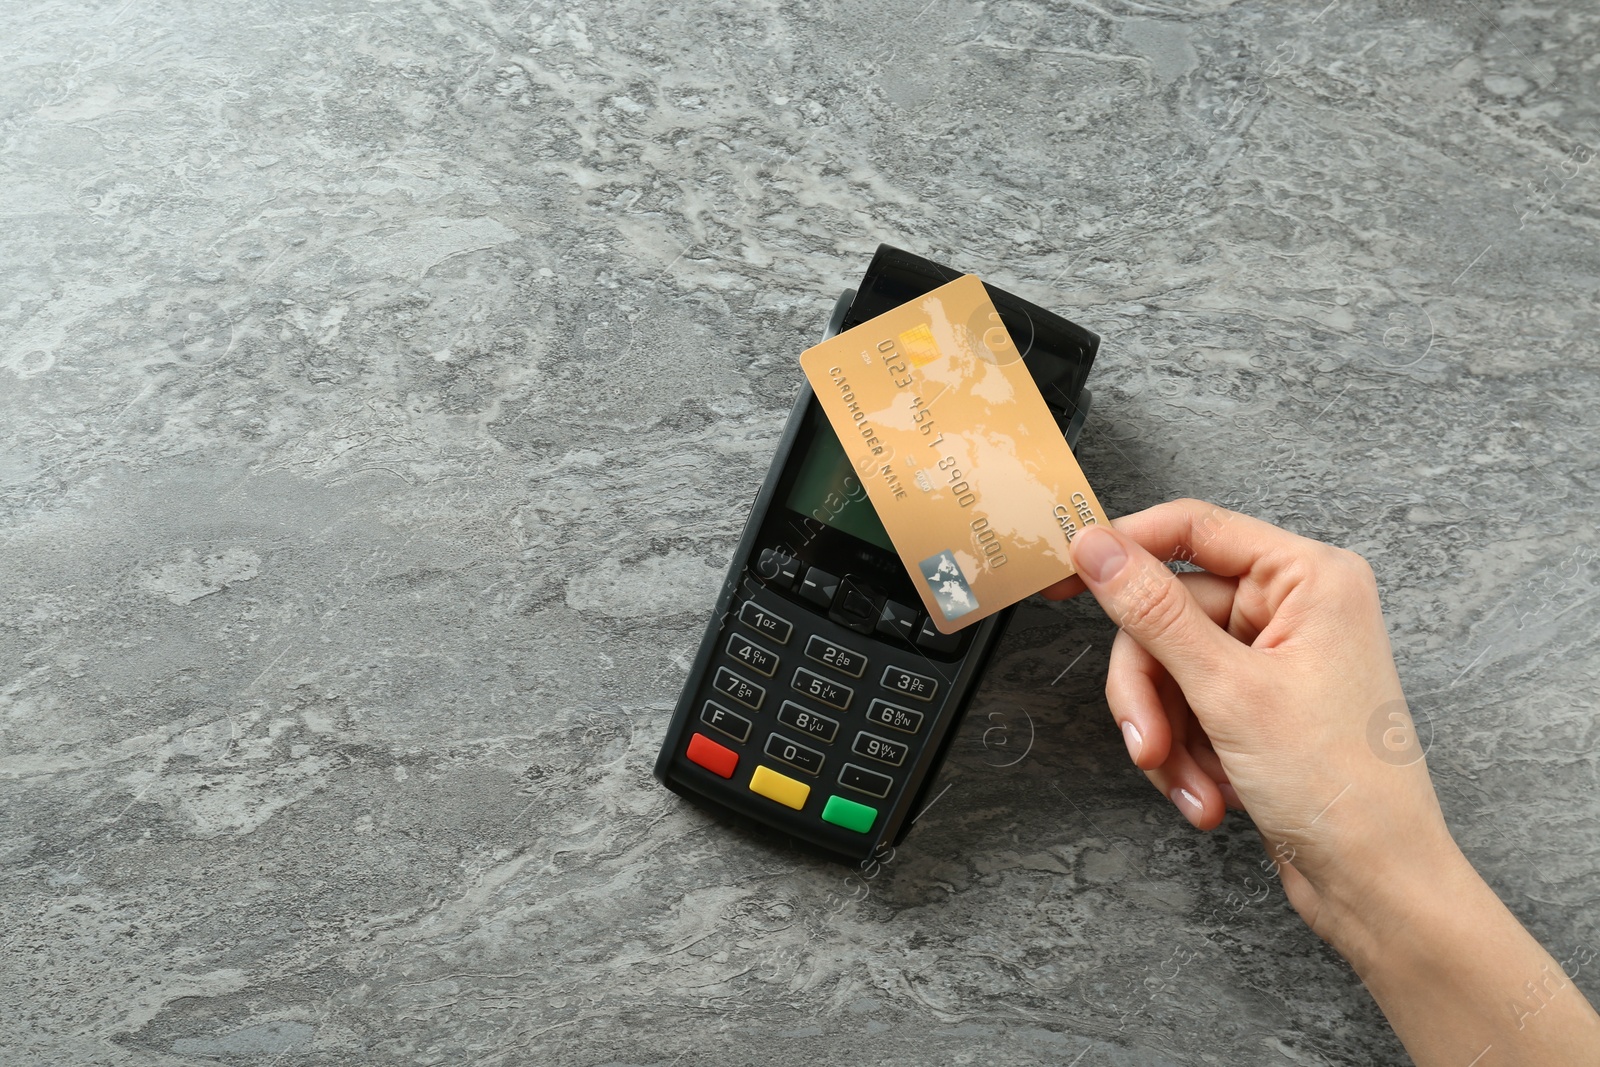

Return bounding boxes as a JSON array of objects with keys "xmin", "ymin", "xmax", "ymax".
[{"xmin": 749, "ymin": 765, "xmax": 810, "ymax": 810}]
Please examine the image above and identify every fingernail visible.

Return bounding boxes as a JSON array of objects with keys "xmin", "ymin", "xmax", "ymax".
[
  {"xmin": 1171, "ymin": 786, "xmax": 1202, "ymax": 819},
  {"xmin": 1072, "ymin": 525, "xmax": 1127, "ymax": 584},
  {"xmin": 1121, "ymin": 720, "xmax": 1143, "ymax": 763}
]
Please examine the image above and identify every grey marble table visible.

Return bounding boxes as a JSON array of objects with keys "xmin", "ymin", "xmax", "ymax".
[{"xmin": 3, "ymin": 1, "xmax": 1597, "ymax": 1064}]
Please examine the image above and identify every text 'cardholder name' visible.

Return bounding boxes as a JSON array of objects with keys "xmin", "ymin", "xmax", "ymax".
[{"xmin": 799, "ymin": 274, "xmax": 1108, "ymax": 633}]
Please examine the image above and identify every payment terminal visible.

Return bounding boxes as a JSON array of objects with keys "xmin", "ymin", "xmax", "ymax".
[{"xmin": 654, "ymin": 245, "xmax": 1099, "ymax": 863}]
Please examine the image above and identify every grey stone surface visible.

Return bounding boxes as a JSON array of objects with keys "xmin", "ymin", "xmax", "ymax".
[{"xmin": 2, "ymin": 1, "xmax": 1597, "ymax": 1064}]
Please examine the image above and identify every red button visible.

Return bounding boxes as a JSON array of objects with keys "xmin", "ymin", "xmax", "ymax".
[{"xmin": 686, "ymin": 732, "xmax": 739, "ymax": 779}]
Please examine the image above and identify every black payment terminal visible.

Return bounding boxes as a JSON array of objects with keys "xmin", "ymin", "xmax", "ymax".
[{"xmin": 654, "ymin": 245, "xmax": 1099, "ymax": 863}]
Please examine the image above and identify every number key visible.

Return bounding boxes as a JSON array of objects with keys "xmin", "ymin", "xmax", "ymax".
[
  {"xmin": 726, "ymin": 633, "xmax": 778, "ymax": 677},
  {"xmin": 713, "ymin": 666, "xmax": 766, "ymax": 710},
  {"xmin": 805, "ymin": 635, "xmax": 867, "ymax": 678},
  {"xmin": 791, "ymin": 667, "xmax": 853, "ymax": 711},
  {"xmin": 881, "ymin": 665, "xmax": 938, "ymax": 703},
  {"xmin": 852, "ymin": 731, "xmax": 909, "ymax": 767},
  {"xmin": 738, "ymin": 601, "xmax": 792, "ymax": 645},
  {"xmin": 764, "ymin": 732, "xmax": 826, "ymax": 776},
  {"xmin": 865, "ymin": 698, "xmax": 923, "ymax": 735},
  {"xmin": 777, "ymin": 700, "xmax": 839, "ymax": 743}
]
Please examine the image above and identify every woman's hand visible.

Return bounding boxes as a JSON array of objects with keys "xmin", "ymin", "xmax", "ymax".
[
  {"xmin": 1046, "ymin": 499, "xmax": 1600, "ymax": 1066},
  {"xmin": 1044, "ymin": 498, "xmax": 1454, "ymax": 945}
]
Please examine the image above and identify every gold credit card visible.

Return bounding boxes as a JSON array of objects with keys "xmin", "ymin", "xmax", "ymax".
[{"xmin": 799, "ymin": 274, "xmax": 1108, "ymax": 633}]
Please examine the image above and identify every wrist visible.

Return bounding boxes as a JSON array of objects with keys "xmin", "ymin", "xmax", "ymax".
[
  {"xmin": 1319, "ymin": 835, "xmax": 1600, "ymax": 1064},
  {"xmin": 1304, "ymin": 814, "xmax": 1483, "ymax": 979},
  {"xmin": 1323, "ymin": 837, "xmax": 1490, "ymax": 981}
]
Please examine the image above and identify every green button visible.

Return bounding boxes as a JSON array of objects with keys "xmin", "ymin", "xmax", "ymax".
[{"xmin": 821, "ymin": 794, "xmax": 878, "ymax": 834}]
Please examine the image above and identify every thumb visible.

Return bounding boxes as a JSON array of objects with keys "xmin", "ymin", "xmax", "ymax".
[{"xmin": 1068, "ymin": 522, "xmax": 1246, "ymax": 690}]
